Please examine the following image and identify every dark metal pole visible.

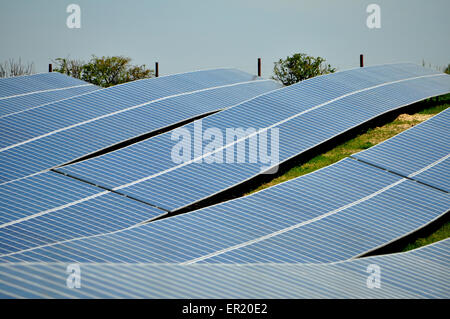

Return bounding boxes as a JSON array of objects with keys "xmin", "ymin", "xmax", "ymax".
[
  {"xmin": 49, "ymin": 63, "xmax": 53, "ymax": 72},
  {"xmin": 360, "ymin": 54, "xmax": 364, "ymax": 67},
  {"xmin": 257, "ymin": 58, "xmax": 261, "ymax": 77},
  {"xmin": 155, "ymin": 62, "xmax": 159, "ymax": 77}
]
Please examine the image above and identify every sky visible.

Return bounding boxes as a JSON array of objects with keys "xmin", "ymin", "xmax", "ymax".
[{"xmin": 0, "ymin": 0, "xmax": 449, "ymax": 78}]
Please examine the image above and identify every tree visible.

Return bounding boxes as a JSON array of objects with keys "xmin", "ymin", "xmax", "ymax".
[
  {"xmin": 273, "ymin": 53, "xmax": 336, "ymax": 85},
  {"xmin": 0, "ymin": 58, "xmax": 35, "ymax": 78},
  {"xmin": 53, "ymin": 55, "xmax": 154, "ymax": 87}
]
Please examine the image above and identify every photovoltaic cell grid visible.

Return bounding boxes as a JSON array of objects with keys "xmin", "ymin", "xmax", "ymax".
[
  {"xmin": 0, "ymin": 171, "xmax": 102, "ymax": 225},
  {"xmin": 0, "ymin": 76, "xmax": 279, "ymax": 253},
  {"xmin": 0, "ymin": 68, "xmax": 261, "ymax": 149},
  {"xmin": 0, "ymin": 170, "xmax": 166, "ymax": 255},
  {"xmin": 102, "ymin": 74, "xmax": 450, "ymax": 212},
  {"xmin": 2, "ymin": 155, "xmax": 448, "ymax": 263},
  {"xmin": 352, "ymin": 108, "xmax": 450, "ymax": 192},
  {"xmin": 0, "ymin": 72, "xmax": 92, "ymax": 99},
  {"xmin": 4, "ymin": 62, "xmax": 448, "ymax": 262},
  {"xmin": 0, "ymin": 85, "xmax": 98, "ymax": 118},
  {"xmin": 0, "ymin": 63, "xmax": 447, "ymax": 259},
  {"xmin": 0, "ymin": 238, "xmax": 448, "ymax": 298},
  {"xmin": 58, "ymin": 63, "xmax": 450, "ymax": 212},
  {"xmin": 0, "ymin": 75, "xmax": 280, "ymax": 183}
]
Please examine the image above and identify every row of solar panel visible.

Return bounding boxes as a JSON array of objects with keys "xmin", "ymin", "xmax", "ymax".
[
  {"xmin": 0, "ymin": 85, "xmax": 98, "ymax": 118},
  {"xmin": 1, "ymin": 107, "xmax": 448, "ymax": 262},
  {"xmin": 57, "ymin": 64, "xmax": 450, "ymax": 212},
  {"xmin": 0, "ymin": 70, "xmax": 280, "ymax": 183},
  {"xmin": 1, "ymin": 63, "xmax": 444, "ymax": 185},
  {"xmin": 3, "ymin": 159, "xmax": 446, "ymax": 263},
  {"xmin": 1, "ymin": 68, "xmax": 259, "ymax": 146},
  {"xmin": 1, "ymin": 64, "xmax": 448, "ymax": 259},
  {"xmin": 1, "ymin": 66, "xmax": 448, "ymax": 301},
  {"xmin": 0, "ymin": 68, "xmax": 281, "ymax": 254},
  {"xmin": 0, "ymin": 72, "xmax": 93, "ymax": 99},
  {"xmin": 0, "ymin": 238, "xmax": 448, "ymax": 298},
  {"xmin": 0, "ymin": 73, "xmax": 98, "ymax": 117}
]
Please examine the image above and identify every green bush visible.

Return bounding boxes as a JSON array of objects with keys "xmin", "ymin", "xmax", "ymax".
[
  {"xmin": 273, "ymin": 53, "xmax": 335, "ymax": 85},
  {"xmin": 54, "ymin": 55, "xmax": 154, "ymax": 87}
]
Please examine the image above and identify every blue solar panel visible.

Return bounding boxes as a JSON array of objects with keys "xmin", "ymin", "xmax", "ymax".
[
  {"xmin": 199, "ymin": 180, "xmax": 447, "ymax": 263},
  {"xmin": 0, "ymin": 72, "xmax": 92, "ymax": 99},
  {"xmin": 0, "ymin": 192, "xmax": 165, "ymax": 256},
  {"xmin": 352, "ymin": 108, "xmax": 450, "ymax": 192},
  {"xmin": 3, "ymin": 156, "xmax": 447, "ymax": 263},
  {"xmin": 0, "ymin": 79, "xmax": 280, "ymax": 183},
  {"xmin": 0, "ymin": 68, "xmax": 261, "ymax": 149},
  {"xmin": 3, "ymin": 63, "xmax": 449, "ymax": 263},
  {"xmin": 0, "ymin": 85, "xmax": 98, "ymax": 118},
  {"xmin": 0, "ymin": 239, "xmax": 447, "ymax": 298},
  {"xmin": 0, "ymin": 171, "xmax": 102, "ymax": 225},
  {"xmin": 0, "ymin": 171, "xmax": 166, "ymax": 255},
  {"xmin": 57, "ymin": 64, "xmax": 450, "ymax": 212}
]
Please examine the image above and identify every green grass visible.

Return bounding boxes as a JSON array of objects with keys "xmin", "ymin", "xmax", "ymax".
[
  {"xmin": 247, "ymin": 100, "xmax": 450, "ymax": 252},
  {"xmin": 417, "ymin": 102, "xmax": 449, "ymax": 114},
  {"xmin": 402, "ymin": 221, "xmax": 450, "ymax": 252}
]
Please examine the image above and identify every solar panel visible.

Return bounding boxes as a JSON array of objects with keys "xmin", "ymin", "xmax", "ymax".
[
  {"xmin": 0, "ymin": 78, "xmax": 280, "ymax": 183},
  {"xmin": 0, "ymin": 239, "xmax": 448, "ymax": 298},
  {"xmin": 0, "ymin": 171, "xmax": 166, "ymax": 255},
  {"xmin": 0, "ymin": 68, "xmax": 262, "ymax": 149},
  {"xmin": 3, "ymin": 154, "xmax": 447, "ymax": 263},
  {"xmin": 0, "ymin": 72, "xmax": 92, "ymax": 99},
  {"xmin": 351, "ymin": 108, "xmax": 450, "ymax": 192},
  {"xmin": 57, "ymin": 64, "xmax": 450, "ymax": 212},
  {"xmin": 199, "ymin": 178, "xmax": 447, "ymax": 263},
  {"xmin": 0, "ymin": 85, "xmax": 98, "ymax": 118},
  {"xmin": 4, "ymin": 63, "xmax": 448, "ymax": 262},
  {"xmin": 0, "ymin": 171, "xmax": 103, "ymax": 226}
]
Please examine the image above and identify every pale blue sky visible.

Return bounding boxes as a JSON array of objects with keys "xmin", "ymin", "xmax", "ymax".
[{"xmin": 0, "ymin": 0, "xmax": 449, "ymax": 78}]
